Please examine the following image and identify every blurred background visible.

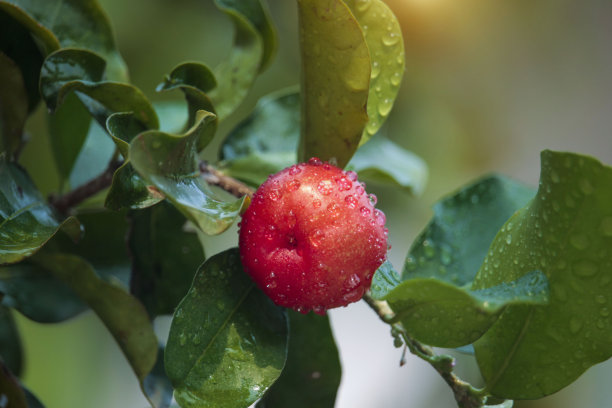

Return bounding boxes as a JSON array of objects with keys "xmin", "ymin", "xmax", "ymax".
[{"xmin": 15, "ymin": 0, "xmax": 612, "ymax": 407}]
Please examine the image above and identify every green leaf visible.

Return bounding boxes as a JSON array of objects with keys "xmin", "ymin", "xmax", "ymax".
[
  {"xmin": 0, "ymin": 9, "xmax": 44, "ymax": 113},
  {"xmin": 129, "ymin": 201, "xmax": 205, "ymax": 318},
  {"xmin": 47, "ymin": 92, "xmax": 92, "ymax": 184},
  {"xmin": 0, "ymin": 360, "xmax": 27, "ymax": 408},
  {"xmin": 0, "ymin": 0, "xmax": 128, "ymax": 81},
  {"xmin": 33, "ymin": 252, "xmax": 157, "ymax": 382},
  {"xmin": 68, "ymin": 120, "xmax": 116, "ymax": 189},
  {"xmin": 375, "ymin": 176, "xmax": 540, "ymax": 347},
  {"xmin": 219, "ymin": 90, "xmax": 426, "ymax": 194},
  {"xmin": 0, "ymin": 263, "xmax": 86, "ymax": 322},
  {"xmin": 130, "ymin": 110, "xmax": 247, "ymax": 235},
  {"xmin": 40, "ymin": 48, "xmax": 158, "ymax": 131},
  {"xmin": 105, "ymin": 161, "xmax": 164, "ymax": 211},
  {"xmin": 0, "ymin": 306, "xmax": 22, "ymax": 376},
  {"xmin": 297, "ymin": 0, "xmax": 370, "ymax": 168},
  {"xmin": 0, "ymin": 157, "xmax": 81, "ymax": 265},
  {"xmin": 343, "ymin": 0, "xmax": 405, "ymax": 144},
  {"xmin": 156, "ymin": 62, "xmax": 216, "ymax": 128},
  {"xmin": 0, "ymin": 52, "xmax": 27, "ymax": 158},
  {"xmin": 23, "ymin": 386, "xmax": 45, "ymax": 408},
  {"xmin": 346, "ymin": 133, "xmax": 428, "ymax": 195},
  {"xmin": 165, "ymin": 248, "xmax": 288, "ymax": 408},
  {"xmin": 473, "ymin": 151, "xmax": 612, "ymax": 398},
  {"xmin": 257, "ymin": 311, "xmax": 341, "ymax": 408},
  {"xmin": 209, "ymin": 0, "xmax": 277, "ymax": 119}
]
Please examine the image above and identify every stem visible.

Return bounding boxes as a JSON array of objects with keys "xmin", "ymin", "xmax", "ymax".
[
  {"xmin": 199, "ymin": 161, "xmax": 254, "ymax": 198},
  {"xmin": 363, "ymin": 293, "xmax": 487, "ymax": 408},
  {"xmin": 50, "ymin": 159, "xmax": 123, "ymax": 215}
]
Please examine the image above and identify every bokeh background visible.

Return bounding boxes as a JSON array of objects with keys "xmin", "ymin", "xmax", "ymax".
[{"xmin": 15, "ymin": 0, "xmax": 612, "ymax": 407}]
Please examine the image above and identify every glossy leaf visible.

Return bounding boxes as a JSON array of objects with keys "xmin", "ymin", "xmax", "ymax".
[
  {"xmin": 105, "ymin": 161, "xmax": 164, "ymax": 211},
  {"xmin": 0, "ymin": 263, "xmax": 86, "ymax": 323},
  {"xmin": 0, "ymin": 52, "xmax": 28, "ymax": 157},
  {"xmin": 0, "ymin": 0, "xmax": 128, "ymax": 80},
  {"xmin": 297, "ymin": 0, "xmax": 370, "ymax": 168},
  {"xmin": 0, "ymin": 9, "xmax": 44, "ymax": 112},
  {"xmin": 130, "ymin": 110, "xmax": 247, "ymax": 235},
  {"xmin": 0, "ymin": 158, "xmax": 80, "ymax": 265},
  {"xmin": 156, "ymin": 62, "xmax": 216, "ymax": 128},
  {"xmin": 257, "ymin": 311, "xmax": 341, "ymax": 408},
  {"xmin": 165, "ymin": 248, "xmax": 288, "ymax": 408},
  {"xmin": 40, "ymin": 48, "xmax": 158, "ymax": 131},
  {"xmin": 344, "ymin": 0, "xmax": 405, "ymax": 143},
  {"xmin": 47, "ymin": 93, "xmax": 91, "ymax": 184},
  {"xmin": 0, "ymin": 306, "xmax": 22, "ymax": 376},
  {"xmin": 129, "ymin": 201, "xmax": 205, "ymax": 318},
  {"xmin": 23, "ymin": 386, "xmax": 45, "ymax": 408},
  {"xmin": 0, "ymin": 360, "xmax": 27, "ymax": 408},
  {"xmin": 209, "ymin": 0, "xmax": 277, "ymax": 119},
  {"xmin": 68, "ymin": 120, "xmax": 116, "ymax": 189},
  {"xmin": 373, "ymin": 176, "xmax": 540, "ymax": 347},
  {"xmin": 219, "ymin": 90, "xmax": 425, "ymax": 193},
  {"xmin": 346, "ymin": 133, "xmax": 427, "ymax": 195},
  {"xmin": 33, "ymin": 252, "xmax": 157, "ymax": 382},
  {"xmin": 473, "ymin": 151, "xmax": 612, "ymax": 398}
]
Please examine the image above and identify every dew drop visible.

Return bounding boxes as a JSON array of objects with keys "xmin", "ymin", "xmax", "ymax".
[
  {"xmin": 327, "ymin": 203, "xmax": 341, "ymax": 218},
  {"xmin": 378, "ymin": 98, "xmax": 393, "ymax": 117},
  {"xmin": 600, "ymin": 307, "xmax": 610, "ymax": 317},
  {"xmin": 569, "ymin": 317, "xmax": 583, "ymax": 334},
  {"xmin": 287, "ymin": 179, "xmax": 301, "ymax": 192},
  {"xmin": 595, "ymin": 295, "xmax": 607, "ymax": 304},
  {"xmin": 317, "ymin": 180, "xmax": 333, "ymax": 195},
  {"xmin": 355, "ymin": 0, "xmax": 371, "ymax": 12},
  {"xmin": 600, "ymin": 217, "xmax": 612, "ymax": 237},
  {"xmin": 390, "ymin": 72, "xmax": 402, "ymax": 86},
  {"xmin": 289, "ymin": 165, "xmax": 302, "ymax": 175},
  {"xmin": 310, "ymin": 230, "xmax": 324, "ymax": 248},
  {"xmin": 345, "ymin": 194, "xmax": 358, "ymax": 208},
  {"xmin": 308, "ymin": 157, "xmax": 322, "ymax": 166},
  {"xmin": 374, "ymin": 209, "xmax": 386, "ymax": 226},
  {"xmin": 371, "ymin": 61, "xmax": 381, "ymax": 79},
  {"xmin": 570, "ymin": 233, "xmax": 589, "ymax": 250},
  {"xmin": 550, "ymin": 170, "xmax": 560, "ymax": 183},
  {"xmin": 573, "ymin": 260, "xmax": 598, "ymax": 277},
  {"xmin": 506, "ymin": 235, "xmax": 512, "ymax": 245},
  {"xmin": 382, "ymin": 31, "xmax": 400, "ymax": 46},
  {"xmin": 345, "ymin": 170, "xmax": 358, "ymax": 181},
  {"xmin": 360, "ymin": 206, "xmax": 371, "ymax": 217},
  {"xmin": 579, "ymin": 178, "xmax": 594, "ymax": 195},
  {"xmin": 368, "ymin": 193, "xmax": 378, "ymax": 205},
  {"xmin": 313, "ymin": 199, "xmax": 321, "ymax": 209},
  {"xmin": 335, "ymin": 176, "xmax": 352, "ymax": 191}
]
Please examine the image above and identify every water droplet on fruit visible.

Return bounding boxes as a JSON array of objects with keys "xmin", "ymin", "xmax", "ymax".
[
  {"xmin": 310, "ymin": 230, "xmax": 324, "ymax": 247},
  {"xmin": 265, "ymin": 225, "xmax": 276, "ymax": 240},
  {"xmin": 317, "ymin": 180, "xmax": 333, "ymax": 195},
  {"xmin": 308, "ymin": 157, "xmax": 322, "ymax": 166},
  {"xmin": 268, "ymin": 189, "xmax": 281, "ymax": 201},
  {"xmin": 345, "ymin": 170, "xmax": 358, "ymax": 181},
  {"xmin": 313, "ymin": 199, "xmax": 321, "ymax": 209},
  {"xmin": 374, "ymin": 209, "xmax": 386, "ymax": 226},
  {"xmin": 266, "ymin": 281, "xmax": 277, "ymax": 289},
  {"xmin": 346, "ymin": 274, "xmax": 361, "ymax": 289},
  {"xmin": 289, "ymin": 165, "xmax": 302, "ymax": 175},
  {"xmin": 368, "ymin": 194, "xmax": 378, "ymax": 205},
  {"xmin": 287, "ymin": 179, "xmax": 301, "ymax": 192},
  {"xmin": 327, "ymin": 203, "xmax": 341, "ymax": 218},
  {"xmin": 355, "ymin": 184, "xmax": 365, "ymax": 196},
  {"xmin": 345, "ymin": 195, "xmax": 358, "ymax": 208},
  {"xmin": 313, "ymin": 306, "xmax": 326, "ymax": 315},
  {"xmin": 360, "ymin": 206, "xmax": 371, "ymax": 217},
  {"xmin": 335, "ymin": 176, "xmax": 352, "ymax": 191}
]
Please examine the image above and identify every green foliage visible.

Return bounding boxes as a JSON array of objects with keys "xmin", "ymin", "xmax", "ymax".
[
  {"xmin": 0, "ymin": 0, "xmax": 610, "ymax": 407},
  {"xmin": 165, "ymin": 249, "xmax": 288, "ymax": 408}
]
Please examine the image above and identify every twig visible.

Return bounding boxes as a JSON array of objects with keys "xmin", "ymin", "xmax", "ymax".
[
  {"xmin": 199, "ymin": 161, "xmax": 254, "ymax": 198},
  {"xmin": 363, "ymin": 293, "xmax": 487, "ymax": 408},
  {"xmin": 50, "ymin": 159, "xmax": 123, "ymax": 215}
]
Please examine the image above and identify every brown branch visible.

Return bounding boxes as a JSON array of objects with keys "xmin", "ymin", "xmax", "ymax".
[
  {"xmin": 50, "ymin": 159, "xmax": 123, "ymax": 215},
  {"xmin": 199, "ymin": 161, "xmax": 254, "ymax": 198},
  {"xmin": 363, "ymin": 293, "xmax": 487, "ymax": 408}
]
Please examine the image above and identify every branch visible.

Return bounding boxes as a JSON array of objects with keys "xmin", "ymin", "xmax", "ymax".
[
  {"xmin": 50, "ymin": 159, "xmax": 123, "ymax": 215},
  {"xmin": 363, "ymin": 293, "xmax": 487, "ymax": 408},
  {"xmin": 199, "ymin": 161, "xmax": 254, "ymax": 198}
]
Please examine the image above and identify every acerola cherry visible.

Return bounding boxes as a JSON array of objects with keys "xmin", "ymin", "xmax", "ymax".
[{"xmin": 238, "ymin": 158, "xmax": 388, "ymax": 315}]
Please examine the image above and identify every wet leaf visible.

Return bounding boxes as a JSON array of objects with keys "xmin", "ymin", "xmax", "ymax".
[
  {"xmin": 473, "ymin": 151, "xmax": 612, "ymax": 398},
  {"xmin": 156, "ymin": 62, "xmax": 216, "ymax": 128},
  {"xmin": 165, "ymin": 248, "xmax": 288, "ymax": 408},
  {"xmin": 105, "ymin": 162, "xmax": 164, "ymax": 211},
  {"xmin": 0, "ymin": 52, "xmax": 28, "ymax": 158},
  {"xmin": 297, "ymin": 0, "xmax": 370, "ymax": 168},
  {"xmin": 0, "ymin": 158, "xmax": 80, "ymax": 265},
  {"xmin": 373, "ymin": 176, "xmax": 541, "ymax": 347},
  {"xmin": 209, "ymin": 0, "xmax": 277, "ymax": 119},
  {"xmin": 129, "ymin": 201, "xmax": 205, "ymax": 318},
  {"xmin": 33, "ymin": 252, "xmax": 157, "ymax": 382},
  {"xmin": 0, "ymin": 263, "xmax": 86, "ymax": 323},
  {"xmin": 0, "ymin": 0, "xmax": 128, "ymax": 80},
  {"xmin": 346, "ymin": 133, "xmax": 427, "ymax": 195},
  {"xmin": 130, "ymin": 111, "xmax": 247, "ymax": 235},
  {"xmin": 257, "ymin": 311, "xmax": 340, "ymax": 408},
  {"xmin": 344, "ymin": 0, "xmax": 405, "ymax": 144},
  {"xmin": 0, "ymin": 306, "xmax": 22, "ymax": 376},
  {"xmin": 40, "ymin": 48, "xmax": 158, "ymax": 131}
]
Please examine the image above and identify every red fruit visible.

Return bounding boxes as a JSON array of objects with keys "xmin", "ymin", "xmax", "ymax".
[{"xmin": 238, "ymin": 158, "xmax": 388, "ymax": 315}]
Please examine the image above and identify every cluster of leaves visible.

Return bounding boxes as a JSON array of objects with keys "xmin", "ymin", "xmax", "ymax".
[{"xmin": 0, "ymin": 1, "xmax": 610, "ymax": 408}]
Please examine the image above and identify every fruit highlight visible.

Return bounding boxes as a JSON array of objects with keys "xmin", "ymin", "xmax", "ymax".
[{"xmin": 239, "ymin": 158, "xmax": 388, "ymax": 314}]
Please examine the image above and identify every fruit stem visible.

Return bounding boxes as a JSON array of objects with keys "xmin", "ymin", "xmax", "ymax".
[
  {"xmin": 363, "ymin": 293, "xmax": 488, "ymax": 408},
  {"xmin": 199, "ymin": 161, "xmax": 254, "ymax": 198}
]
